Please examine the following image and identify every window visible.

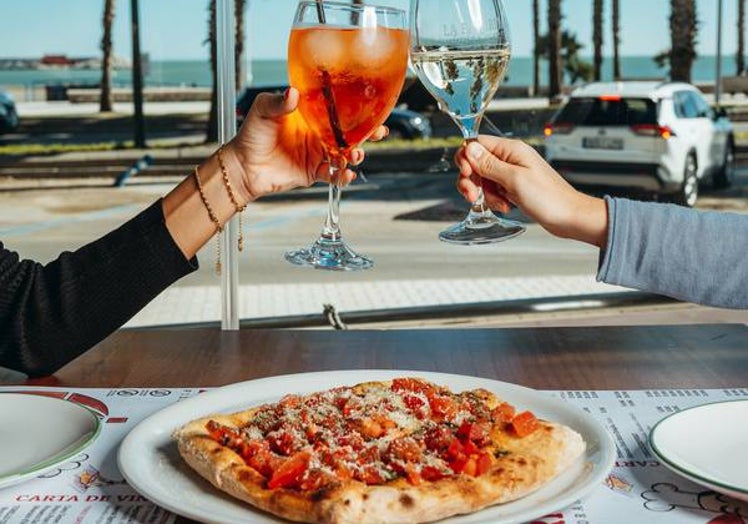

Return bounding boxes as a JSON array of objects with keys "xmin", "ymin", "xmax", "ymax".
[{"xmin": 554, "ymin": 97, "xmax": 658, "ymax": 126}]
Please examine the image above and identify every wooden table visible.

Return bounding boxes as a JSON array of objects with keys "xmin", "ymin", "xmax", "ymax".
[
  {"xmin": 23, "ymin": 323, "xmax": 748, "ymax": 389},
  {"xmin": 8, "ymin": 324, "xmax": 748, "ymax": 523}
]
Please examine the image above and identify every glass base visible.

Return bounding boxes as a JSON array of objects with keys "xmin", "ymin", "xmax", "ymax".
[
  {"xmin": 439, "ymin": 212, "xmax": 525, "ymax": 245},
  {"xmin": 285, "ymin": 237, "xmax": 373, "ymax": 271}
]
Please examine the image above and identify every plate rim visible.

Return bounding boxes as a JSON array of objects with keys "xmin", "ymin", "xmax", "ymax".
[
  {"xmin": 0, "ymin": 392, "xmax": 102, "ymax": 488},
  {"xmin": 118, "ymin": 369, "xmax": 616, "ymax": 524},
  {"xmin": 648, "ymin": 398, "xmax": 748, "ymax": 496}
]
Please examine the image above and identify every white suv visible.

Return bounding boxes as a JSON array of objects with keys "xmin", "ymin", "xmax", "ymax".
[{"xmin": 544, "ymin": 81, "xmax": 734, "ymax": 207}]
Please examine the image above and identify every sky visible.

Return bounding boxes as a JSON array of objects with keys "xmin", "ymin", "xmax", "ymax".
[{"xmin": 0, "ymin": 0, "xmax": 742, "ymax": 61}]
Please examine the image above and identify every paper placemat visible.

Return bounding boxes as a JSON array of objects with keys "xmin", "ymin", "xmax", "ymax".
[{"xmin": 1, "ymin": 386, "xmax": 746, "ymax": 524}]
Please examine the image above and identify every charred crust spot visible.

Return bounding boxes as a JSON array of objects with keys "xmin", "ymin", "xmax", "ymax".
[
  {"xmin": 399, "ymin": 494, "xmax": 414, "ymax": 509},
  {"xmin": 344, "ymin": 499, "xmax": 351, "ymax": 506},
  {"xmin": 310, "ymin": 487, "xmax": 334, "ymax": 502},
  {"xmin": 544, "ymin": 426, "xmax": 553, "ymax": 432},
  {"xmin": 517, "ymin": 458, "xmax": 527, "ymax": 466},
  {"xmin": 362, "ymin": 494, "xmax": 369, "ymax": 500}
]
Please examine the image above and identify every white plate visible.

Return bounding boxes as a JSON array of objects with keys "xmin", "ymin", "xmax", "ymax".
[
  {"xmin": 118, "ymin": 370, "xmax": 615, "ymax": 524},
  {"xmin": 0, "ymin": 393, "xmax": 101, "ymax": 490},
  {"xmin": 649, "ymin": 399, "xmax": 748, "ymax": 502}
]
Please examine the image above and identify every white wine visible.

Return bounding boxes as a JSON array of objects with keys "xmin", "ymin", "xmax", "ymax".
[{"xmin": 410, "ymin": 48, "xmax": 510, "ymax": 132}]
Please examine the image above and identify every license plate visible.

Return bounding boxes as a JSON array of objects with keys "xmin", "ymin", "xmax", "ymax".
[{"xmin": 582, "ymin": 137, "xmax": 624, "ymax": 150}]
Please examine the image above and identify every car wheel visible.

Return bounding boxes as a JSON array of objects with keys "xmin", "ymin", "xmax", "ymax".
[
  {"xmin": 672, "ymin": 153, "xmax": 699, "ymax": 207},
  {"xmin": 713, "ymin": 140, "xmax": 735, "ymax": 189}
]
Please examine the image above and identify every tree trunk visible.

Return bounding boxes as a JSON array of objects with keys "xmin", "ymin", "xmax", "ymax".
[
  {"xmin": 235, "ymin": 0, "xmax": 246, "ymax": 90},
  {"xmin": 612, "ymin": 0, "xmax": 621, "ymax": 80},
  {"xmin": 548, "ymin": 0, "xmax": 563, "ymax": 98},
  {"xmin": 738, "ymin": 0, "xmax": 746, "ymax": 75},
  {"xmin": 592, "ymin": 0, "xmax": 603, "ymax": 81},
  {"xmin": 207, "ymin": 0, "xmax": 219, "ymax": 143},
  {"xmin": 99, "ymin": 0, "xmax": 115, "ymax": 112},
  {"xmin": 670, "ymin": 0, "xmax": 697, "ymax": 82},
  {"xmin": 533, "ymin": 0, "xmax": 540, "ymax": 96}
]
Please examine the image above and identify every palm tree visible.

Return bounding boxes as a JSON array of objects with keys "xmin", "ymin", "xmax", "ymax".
[
  {"xmin": 235, "ymin": 0, "xmax": 246, "ymax": 90},
  {"xmin": 738, "ymin": 0, "xmax": 745, "ymax": 75},
  {"xmin": 548, "ymin": 0, "xmax": 563, "ymax": 98},
  {"xmin": 99, "ymin": 0, "xmax": 116, "ymax": 112},
  {"xmin": 592, "ymin": 0, "xmax": 603, "ymax": 81},
  {"xmin": 612, "ymin": 0, "xmax": 621, "ymax": 79},
  {"xmin": 207, "ymin": 0, "xmax": 218, "ymax": 143},
  {"xmin": 206, "ymin": 0, "xmax": 247, "ymax": 143},
  {"xmin": 532, "ymin": 0, "xmax": 540, "ymax": 96},
  {"xmin": 669, "ymin": 0, "xmax": 697, "ymax": 83}
]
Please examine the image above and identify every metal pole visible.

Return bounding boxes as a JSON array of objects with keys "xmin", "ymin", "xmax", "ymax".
[
  {"xmin": 217, "ymin": 0, "xmax": 240, "ymax": 330},
  {"xmin": 716, "ymin": 0, "xmax": 723, "ymax": 106}
]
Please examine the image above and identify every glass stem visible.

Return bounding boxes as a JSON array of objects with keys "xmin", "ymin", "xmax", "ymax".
[
  {"xmin": 321, "ymin": 166, "xmax": 342, "ymax": 241},
  {"xmin": 462, "ymin": 122, "xmax": 490, "ymax": 215}
]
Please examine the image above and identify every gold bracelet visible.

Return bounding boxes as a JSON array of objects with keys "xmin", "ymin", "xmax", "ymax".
[
  {"xmin": 216, "ymin": 146, "xmax": 247, "ymax": 252},
  {"xmin": 194, "ymin": 165, "xmax": 223, "ymax": 275}
]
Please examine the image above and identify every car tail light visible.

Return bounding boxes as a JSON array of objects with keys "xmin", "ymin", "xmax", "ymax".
[
  {"xmin": 598, "ymin": 94, "xmax": 622, "ymax": 101},
  {"xmin": 630, "ymin": 124, "xmax": 675, "ymax": 139},
  {"xmin": 544, "ymin": 122, "xmax": 575, "ymax": 137}
]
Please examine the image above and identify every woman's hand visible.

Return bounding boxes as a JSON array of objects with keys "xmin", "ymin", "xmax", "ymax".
[
  {"xmin": 455, "ymin": 136, "xmax": 608, "ymax": 248},
  {"xmin": 222, "ymin": 87, "xmax": 386, "ymax": 202}
]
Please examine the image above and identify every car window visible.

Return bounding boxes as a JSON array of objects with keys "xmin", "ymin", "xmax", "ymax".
[
  {"xmin": 689, "ymin": 92, "xmax": 713, "ymax": 118},
  {"xmin": 674, "ymin": 91, "xmax": 699, "ymax": 119},
  {"xmin": 553, "ymin": 97, "xmax": 657, "ymax": 126}
]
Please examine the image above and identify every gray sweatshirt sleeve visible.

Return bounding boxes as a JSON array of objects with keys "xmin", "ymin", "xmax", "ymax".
[{"xmin": 597, "ymin": 196, "xmax": 748, "ymax": 309}]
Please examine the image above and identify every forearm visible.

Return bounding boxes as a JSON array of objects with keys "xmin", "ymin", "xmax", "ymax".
[
  {"xmin": 0, "ymin": 201, "xmax": 196, "ymax": 376},
  {"xmin": 598, "ymin": 197, "xmax": 748, "ymax": 308},
  {"xmin": 163, "ymin": 144, "xmax": 251, "ymax": 259}
]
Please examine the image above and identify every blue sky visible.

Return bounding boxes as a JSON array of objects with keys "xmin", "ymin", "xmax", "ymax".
[{"xmin": 0, "ymin": 0, "xmax": 741, "ymax": 61}]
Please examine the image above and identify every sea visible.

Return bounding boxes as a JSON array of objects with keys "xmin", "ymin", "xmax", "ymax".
[{"xmin": 0, "ymin": 55, "xmax": 739, "ymax": 98}]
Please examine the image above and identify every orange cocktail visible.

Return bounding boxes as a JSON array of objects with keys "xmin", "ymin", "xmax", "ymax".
[
  {"xmin": 284, "ymin": 2, "xmax": 408, "ymax": 271},
  {"xmin": 288, "ymin": 25, "xmax": 409, "ymax": 161}
]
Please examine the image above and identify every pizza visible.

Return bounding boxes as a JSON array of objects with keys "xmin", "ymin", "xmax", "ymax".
[{"xmin": 174, "ymin": 377, "xmax": 585, "ymax": 523}]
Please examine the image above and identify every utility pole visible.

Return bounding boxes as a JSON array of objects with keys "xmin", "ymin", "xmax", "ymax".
[
  {"xmin": 715, "ymin": 0, "xmax": 723, "ymax": 107},
  {"xmin": 130, "ymin": 0, "xmax": 146, "ymax": 148}
]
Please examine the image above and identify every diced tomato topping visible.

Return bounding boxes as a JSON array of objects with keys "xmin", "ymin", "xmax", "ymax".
[
  {"xmin": 279, "ymin": 394, "xmax": 301, "ymax": 408},
  {"xmin": 386, "ymin": 437, "xmax": 423, "ymax": 463},
  {"xmin": 248, "ymin": 446, "xmax": 281, "ymax": 478},
  {"xmin": 356, "ymin": 465, "xmax": 387, "ymax": 485},
  {"xmin": 461, "ymin": 457, "xmax": 477, "ymax": 476},
  {"xmin": 424, "ymin": 425, "xmax": 453, "ymax": 452},
  {"xmin": 268, "ymin": 428, "xmax": 299, "ymax": 455},
  {"xmin": 457, "ymin": 421, "xmax": 489, "ymax": 445},
  {"xmin": 511, "ymin": 411, "xmax": 539, "ymax": 437},
  {"xmin": 359, "ymin": 417, "xmax": 384, "ymax": 439},
  {"xmin": 404, "ymin": 464, "xmax": 422, "ymax": 485},
  {"xmin": 391, "ymin": 378, "xmax": 433, "ymax": 395},
  {"xmin": 267, "ymin": 451, "xmax": 311, "ymax": 489},
  {"xmin": 428, "ymin": 394, "xmax": 457, "ymax": 421},
  {"xmin": 491, "ymin": 402, "xmax": 516, "ymax": 424},
  {"xmin": 403, "ymin": 393, "xmax": 425, "ymax": 413},
  {"xmin": 476, "ymin": 452, "xmax": 493, "ymax": 476},
  {"xmin": 298, "ymin": 469, "xmax": 334, "ymax": 491},
  {"xmin": 448, "ymin": 452, "xmax": 470, "ymax": 474},
  {"xmin": 421, "ymin": 466, "xmax": 449, "ymax": 481}
]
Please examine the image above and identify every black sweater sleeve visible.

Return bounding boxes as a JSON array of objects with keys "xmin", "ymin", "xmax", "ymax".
[{"xmin": 0, "ymin": 200, "xmax": 197, "ymax": 376}]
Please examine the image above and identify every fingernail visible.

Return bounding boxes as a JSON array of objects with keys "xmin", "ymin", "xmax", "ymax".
[
  {"xmin": 467, "ymin": 141, "xmax": 484, "ymax": 159},
  {"xmin": 282, "ymin": 88, "xmax": 291, "ymax": 101}
]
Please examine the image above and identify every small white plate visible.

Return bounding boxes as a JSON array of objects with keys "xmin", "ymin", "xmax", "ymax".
[
  {"xmin": 119, "ymin": 370, "xmax": 615, "ymax": 524},
  {"xmin": 0, "ymin": 393, "xmax": 101, "ymax": 490},
  {"xmin": 649, "ymin": 399, "xmax": 748, "ymax": 502}
]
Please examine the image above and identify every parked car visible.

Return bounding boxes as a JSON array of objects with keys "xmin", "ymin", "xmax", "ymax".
[
  {"xmin": 543, "ymin": 81, "xmax": 734, "ymax": 207},
  {"xmin": 236, "ymin": 86, "xmax": 432, "ymax": 140},
  {"xmin": 0, "ymin": 89, "xmax": 19, "ymax": 134}
]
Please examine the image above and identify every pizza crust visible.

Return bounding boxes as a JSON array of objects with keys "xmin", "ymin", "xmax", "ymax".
[{"xmin": 173, "ymin": 381, "xmax": 586, "ymax": 524}]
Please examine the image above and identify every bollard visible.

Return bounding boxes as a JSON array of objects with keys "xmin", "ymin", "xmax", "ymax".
[{"xmin": 113, "ymin": 154, "xmax": 153, "ymax": 187}]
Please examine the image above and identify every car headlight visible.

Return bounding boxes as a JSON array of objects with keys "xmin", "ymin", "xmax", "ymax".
[{"xmin": 409, "ymin": 116, "xmax": 425, "ymax": 128}]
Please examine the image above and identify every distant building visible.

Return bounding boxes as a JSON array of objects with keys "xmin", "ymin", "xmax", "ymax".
[{"xmin": 40, "ymin": 54, "xmax": 75, "ymax": 67}]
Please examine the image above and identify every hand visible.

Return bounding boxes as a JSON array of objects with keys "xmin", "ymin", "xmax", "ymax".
[
  {"xmin": 455, "ymin": 136, "xmax": 608, "ymax": 248},
  {"xmin": 223, "ymin": 87, "xmax": 387, "ymax": 201}
]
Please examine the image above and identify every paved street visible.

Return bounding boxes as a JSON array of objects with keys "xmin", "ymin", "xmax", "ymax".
[{"xmin": 1, "ymin": 164, "xmax": 747, "ymax": 328}]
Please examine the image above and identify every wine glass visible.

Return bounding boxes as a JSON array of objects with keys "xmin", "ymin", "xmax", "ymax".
[
  {"xmin": 409, "ymin": 0, "xmax": 525, "ymax": 244},
  {"xmin": 284, "ymin": 1, "xmax": 409, "ymax": 270}
]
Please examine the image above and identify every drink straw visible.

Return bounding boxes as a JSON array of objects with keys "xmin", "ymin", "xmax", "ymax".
[{"xmin": 315, "ymin": 0, "xmax": 327, "ymax": 23}]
